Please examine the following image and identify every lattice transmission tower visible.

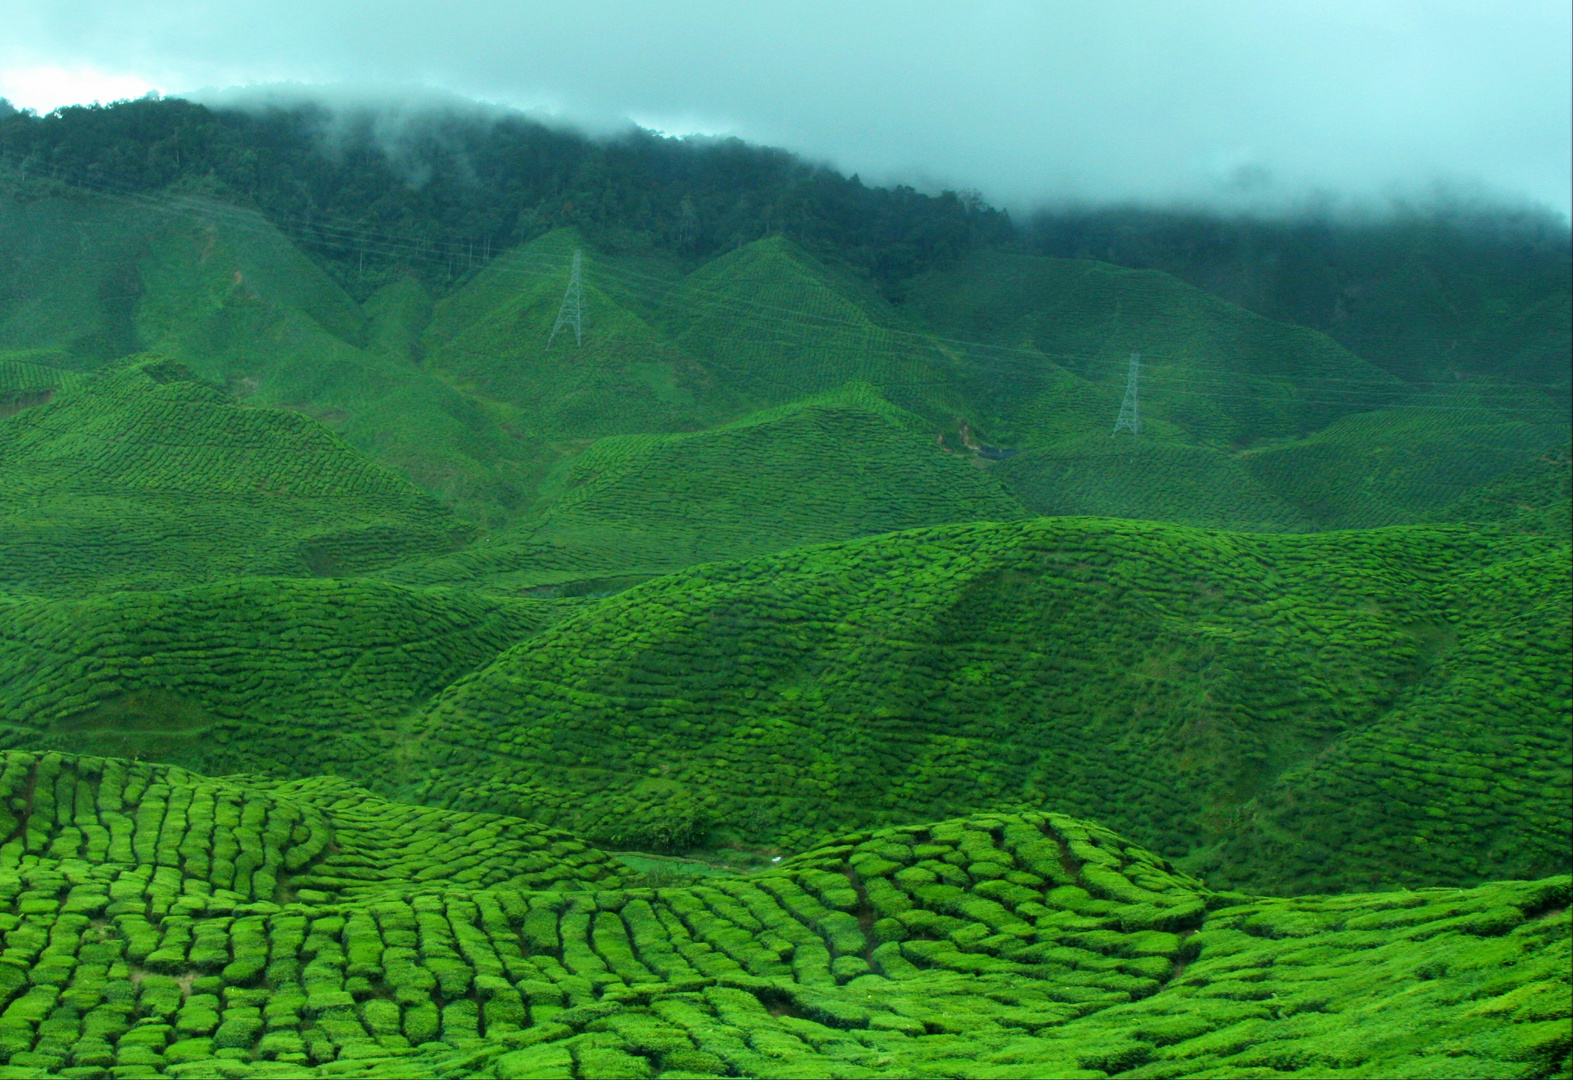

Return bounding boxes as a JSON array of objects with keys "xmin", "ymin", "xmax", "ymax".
[
  {"xmin": 547, "ymin": 249, "xmax": 584, "ymax": 349},
  {"xmin": 1112, "ymin": 352, "xmax": 1142, "ymax": 435}
]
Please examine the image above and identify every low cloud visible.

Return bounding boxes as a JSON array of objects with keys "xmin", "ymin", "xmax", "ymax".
[{"xmin": 2, "ymin": 0, "xmax": 1568, "ymax": 220}]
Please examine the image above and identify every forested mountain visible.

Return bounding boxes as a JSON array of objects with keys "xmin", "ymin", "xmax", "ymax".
[{"xmin": 3, "ymin": 93, "xmax": 1567, "ymax": 395}]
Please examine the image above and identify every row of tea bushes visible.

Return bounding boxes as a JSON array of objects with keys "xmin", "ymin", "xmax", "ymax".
[
  {"xmin": 0, "ymin": 751, "xmax": 1566, "ymax": 1077},
  {"xmin": 4, "ymin": 512, "xmax": 1562, "ymax": 897},
  {"xmin": 993, "ymin": 436, "xmax": 1312, "ymax": 533},
  {"xmin": 1241, "ymin": 406, "xmax": 1569, "ymax": 531},
  {"xmin": 411, "ymin": 515, "xmax": 1570, "ymax": 893},
  {"xmin": 1435, "ymin": 442, "xmax": 1572, "ymax": 540},
  {"xmin": 0, "ymin": 576, "xmax": 570, "ymax": 782},
  {"xmin": 1201, "ymin": 541, "xmax": 1572, "ymax": 893},
  {"xmin": 245, "ymin": 775, "xmax": 637, "ymax": 901},
  {"xmin": 0, "ymin": 357, "xmax": 467, "ymax": 595},
  {"xmin": 520, "ymin": 387, "xmax": 1027, "ymax": 579}
]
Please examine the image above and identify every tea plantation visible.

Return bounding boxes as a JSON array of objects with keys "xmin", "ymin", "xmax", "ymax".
[
  {"xmin": 402, "ymin": 516, "xmax": 1570, "ymax": 893},
  {"xmin": 0, "ymin": 750, "xmax": 1564, "ymax": 1078},
  {"xmin": 0, "ymin": 161, "xmax": 1569, "ymax": 1077}
]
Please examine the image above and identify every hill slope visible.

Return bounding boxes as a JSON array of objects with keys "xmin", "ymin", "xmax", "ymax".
[
  {"xmin": 0, "ymin": 577, "xmax": 576, "ymax": 779},
  {"xmin": 419, "ymin": 229, "xmax": 709, "ymax": 442},
  {"xmin": 406, "ymin": 516, "xmax": 1569, "ymax": 893},
  {"xmin": 0, "ymin": 185, "xmax": 541, "ymax": 527},
  {"xmin": 382, "ymin": 385, "xmax": 1027, "ymax": 593},
  {"xmin": 0, "ymin": 750, "xmax": 1565, "ymax": 1078},
  {"xmin": 901, "ymin": 250, "xmax": 1568, "ymax": 531},
  {"xmin": 0, "ymin": 356, "xmax": 467, "ymax": 595}
]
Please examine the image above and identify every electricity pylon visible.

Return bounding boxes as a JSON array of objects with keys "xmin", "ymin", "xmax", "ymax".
[
  {"xmin": 1112, "ymin": 353, "xmax": 1142, "ymax": 435},
  {"xmin": 548, "ymin": 249, "xmax": 584, "ymax": 349}
]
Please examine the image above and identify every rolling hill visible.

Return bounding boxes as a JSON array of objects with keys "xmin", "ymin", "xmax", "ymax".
[
  {"xmin": 381, "ymin": 385, "xmax": 1027, "ymax": 593},
  {"xmin": 7, "ymin": 504, "xmax": 1565, "ymax": 898},
  {"xmin": 400, "ymin": 516, "xmax": 1570, "ymax": 896},
  {"xmin": 4, "ymin": 177, "xmax": 1565, "ymax": 550},
  {"xmin": 0, "ymin": 183, "xmax": 539, "ymax": 528}
]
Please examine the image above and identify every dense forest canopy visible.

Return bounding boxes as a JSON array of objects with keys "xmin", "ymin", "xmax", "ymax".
[
  {"xmin": 0, "ymin": 93, "xmax": 1012, "ymax": 295},
  {"xmin": 1, "ymin": 92, "xmax": 1568, "ymax": 388}
]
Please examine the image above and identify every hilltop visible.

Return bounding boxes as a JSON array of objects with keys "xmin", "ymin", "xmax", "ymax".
[
  {"xmin": 2, "ymin": 164, "xmax": 1565, "ymax": 550},
  {"xmin": 404, "ymin": 516, "xmax": 1571, "ymax": 895}
]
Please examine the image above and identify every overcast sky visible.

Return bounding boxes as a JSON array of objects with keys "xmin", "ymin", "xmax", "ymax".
[{"xmin": 2, "ymin": 0, "xmax": 1569, "ymax": 220}]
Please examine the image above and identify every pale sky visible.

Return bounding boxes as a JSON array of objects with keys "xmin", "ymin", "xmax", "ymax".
[{"xmin": 2, "ymin": 0, "xmax": 1569, "ymax": 219}]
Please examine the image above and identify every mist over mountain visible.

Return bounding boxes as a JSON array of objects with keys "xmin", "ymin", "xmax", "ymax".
[
  {"xmin": 3, "ymin": 90, "xmax": 1567, "ymax": 393},
  {"xmin": 4, "ymin": 2, "xmax": 1569, "ymax": 217}
]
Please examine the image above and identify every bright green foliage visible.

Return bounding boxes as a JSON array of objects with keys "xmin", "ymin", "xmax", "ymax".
[
  {"xmin": 1, "ymin": 112, "xmax": 1569, "ymax": 1080},
  {"xmin": 993, "ymin": 435, "xmax": 1313, "ymax": 532},
  {"xmin": 0, "ymin": 359, "xmax": 81, "ymax": 419},
  {"xmin": 0, "ymin": 576, "xmax": 575, "ymax": 777},
  {"xmin": 0, "ymin": 750, "xmax": 1565, "ymax": 1078},
  {"xmin": 657, "ymin": 236, "xmax": 955, "ymax": 417},
  {"xmin": 0, "ymin": 356, "xmax": 468, "ymax": 595},
  {"xmin": 0, "ymin": 186, "xmax": 540, "ymax": 527},
  {"xmin": 421, "ymin": 230, "xmax": 709, "ymax": 440},
  {"xmin": 408, "ymin": 516, "xmax": 1570, "ymax": 892}
]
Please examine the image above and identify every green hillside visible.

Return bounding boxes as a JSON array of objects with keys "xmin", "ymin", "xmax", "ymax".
[
  {"xmin": 0, "ymin": 184, "xmax": 538, "ymax": 527},
  {"xmin": 896, "ymin": 250, "xmax": 1570, "ymax": 532},
  {"xmin": 0, "ymin": 576, "xmax": 576, "ymax": 779},
  {"xmin": 0, "ymin": 357, "xmax": 467, "ymax": 595},
  {"xmin": 904, "ymin": 250, "xmax": 1404, "ymax": 445},
  {"xmin": 10, "ymin": 510, "xmax": 1564, "ymax": 898},
  {"xmin": 0, "ymin": 750, "xmax": 1565, "ymax": 1078},
  {"xmin": 407, "ymin": 517, "xmax": 1569, "ymax": 894},
  {"xmin": 420, "ymin": 230, "xmax": 709, "ymax": 443},
  {"xmin": 0, "ymin": 188, "xmax": 152, "ymax": 368},
  {"xmin": 382, "ymin": 385, "xmax": 1027, "ymax": 593},
  {"xmin": 1242, "ymin": 409, "xmax": 1571, "ymax": 531},
  {"xmin": 5, "ymin": 181, "xmax": 1565, "ymax": 544},
  {"xmin": 1436, "ymin": 443, "xmax": 1572, "ymax": 539},
  {"xmin": 655, "ymin": 237, "xmax": 959, "ymax": 418}
]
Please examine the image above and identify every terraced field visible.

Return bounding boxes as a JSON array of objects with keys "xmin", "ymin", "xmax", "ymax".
[
  {"xmin": 4, "ymin": 511, "xmax": 1565, "ymax": 899},
  {"xmin": 382, "ymin": 386, "xmax": 1027, "ymax": 593},
  {"xmin": 0, "ymin": 576, "xmax": 576, "ymax": 779},
  {"xmin": 0, "ymin": 750, "xmax": 1565, "ymax": 1078}
]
